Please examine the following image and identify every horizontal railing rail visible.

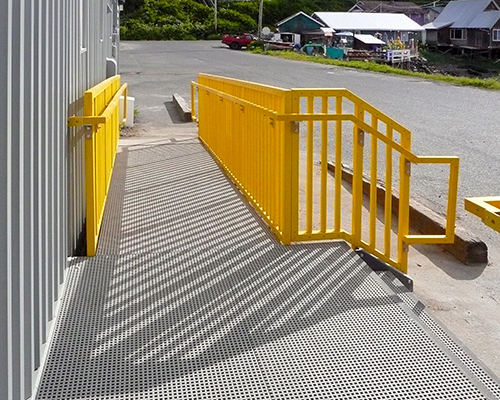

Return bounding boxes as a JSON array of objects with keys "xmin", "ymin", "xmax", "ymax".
[
  {"xmin": 465, "ymin": 196, "xmax": 500, "ymax": 233},
  {"xmin": 193, "ymin": 74, "xmax": 291, "ymax": 243},
  {"xmin": 192, "ymin": 74, "xmax": 459, "ymax": 273},
  {"xmin": 68, "ymin": 75, "xmax": 128, "ymax": 256}
]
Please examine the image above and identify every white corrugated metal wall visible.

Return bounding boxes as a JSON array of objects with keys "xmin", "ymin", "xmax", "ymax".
[{"xmin": 0, "ymin": 1, "xmax": 120, "ymax": 398}]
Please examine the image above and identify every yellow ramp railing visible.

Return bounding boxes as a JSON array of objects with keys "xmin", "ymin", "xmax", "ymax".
[
  {"xmin": 465, "ymin": 197, "xmax": 500, "ymax": 232},
  {"xmin": 69, "ymin": 75, "xmax": 128, "ymax": 256},
  {"xmin": 192, "ymin": 74, "xmax": 458, "ymax": 274}
]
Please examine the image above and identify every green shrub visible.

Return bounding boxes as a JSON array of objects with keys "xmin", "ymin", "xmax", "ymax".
[
  {"xmin": 207, "ymin": 33, "xmax": 223, "ymax": 40},
  {"xmin": 247, "ymin": 40, "xmax": 265, "ymax": 51},
  {"xmin": 121, "ymin": 0, "xmax": 262, "ymax": 40},
  {"xmin": 120, "ymin": 0, "xmax": 358, "ymax": 41},
  {"xmin": 224, "ymin": 1, "xmax": 259, "ymax": 20},
  {"xmin": 218, "ymin": 8, "xmax": 257, "ymax": 32}
]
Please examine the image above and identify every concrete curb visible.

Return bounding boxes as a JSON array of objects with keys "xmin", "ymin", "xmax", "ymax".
[
  {"xmin": 327, "ymin": 162, "xmax": 488, "ymax": 265},
  {"xmin": 172, "ymin": 93, "xmax": 192, "ymax": 122}
]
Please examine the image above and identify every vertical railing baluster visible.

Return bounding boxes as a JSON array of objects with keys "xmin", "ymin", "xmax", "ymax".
[
  {"xmin": 370, "ymin": 117, "xmax": 378, "ymax": 248},
  {"xmin": 334, "ymin": 96, "xmax": 342, "ymax": 233},
  {"xmin": 84, "ymin": 90, "xmax": 97, "ymax": 256},
  {"xmin": 306, "ymin": 96, "xmax": 314, "ymax": 233},
  {"xmin": 384, "ymin": 127, "xmax": 393, "ymax": 258},
  {"xmin": 291, "ymin": 91, "xmax": 300, "ymax": 241},
  {"xmin": 280, "ymin": 91, "xmax": 292, "ymax": 244},
  {"xmin": 397, "ymin": 130, "xmax": 412, "ymax": 273},
  {"xmin": 320, "ymin": 95, "xmax": 328, "ymax": 233},
  {"xmin": 352, "ymin": 104, "xmax": 364, "ymax": 249}
]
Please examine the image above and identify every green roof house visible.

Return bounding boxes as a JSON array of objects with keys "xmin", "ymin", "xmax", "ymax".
[{"xmin": 277, "ymin": 11, "xmax": 326, "ymax": 34}]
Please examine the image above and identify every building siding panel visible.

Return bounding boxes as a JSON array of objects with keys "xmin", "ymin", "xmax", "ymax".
[{"xmin": 0, "ymin": 1, "xmax": 120, "ymax": 398}]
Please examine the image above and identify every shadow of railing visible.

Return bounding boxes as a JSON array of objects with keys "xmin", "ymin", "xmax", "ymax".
[{"xmin": 37, "ymin": 141, "xmax": 403, "ymax": 399}]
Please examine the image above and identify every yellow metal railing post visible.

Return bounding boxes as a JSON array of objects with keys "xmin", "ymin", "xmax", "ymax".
[
  {"xmin": 280, "ymin": 91, "xmax": 293, "ymax": 244},
  {"xmin": 191, "ymin": 82, "xmax": 197, "ymax": 122},
  {"xmin": 397, "ymin": 132, "xmax": 412, "ymax": 273},
  {"xmin": 306, "ymin": 96, "xmax": 314, "ymax": 234},
  {"xmin": 446, "ymin": 158, "xmax": 459, "ymax": 236},
  {"xmin": 369, "ymin": 117, "xmax": 379, "ymax": 248},
  {"xmin": 320, "ymin": 95, "xmax": 328, "ymax": 233},
  {"xmin": 352, "ymin": 104, "xmax": 364, "ymax": 249},
  {"xmin": 83, "ymin": 89, "xmax": 98, "ymax": 256},
  {"xmin": 397, "ymin": 164, "xmax": 410, "ymax": 273},
  {"xmin": 384, "ymin": 128, "xmax": 394, "ymax": 258},
  {"xmin": 290, "ymin": 91, "xmax": 300, "ymax": 241},
  {"xmin": 334, "ymin": 96, "xmax": 342, "ymax": 233}
]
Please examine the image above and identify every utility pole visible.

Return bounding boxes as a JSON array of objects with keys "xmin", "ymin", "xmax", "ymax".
[
  {"xmin": 214, "ymin": 0, "xmax": 218, "ymax": 32},
  {"xmin": 258, "ymin": 0, "xmax": 263, "ymax": 39}
]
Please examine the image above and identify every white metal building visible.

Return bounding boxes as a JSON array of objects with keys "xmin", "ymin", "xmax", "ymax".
[
  {"xmin": 0, "ymin": 1, "xmax": 121, "ymax": 398},
  {"xmin": 312, "ymin": 12, "xmax": 424, "ymax": 42}
]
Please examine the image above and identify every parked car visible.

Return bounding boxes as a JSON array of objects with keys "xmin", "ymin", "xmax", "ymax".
[{"xmin": 221, "ymin": 33, "xmax": 256, "ymax": 50}]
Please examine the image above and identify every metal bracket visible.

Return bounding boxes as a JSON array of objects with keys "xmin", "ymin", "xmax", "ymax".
[
  {"xmin": 358, "ymin": 130, "xmax": 365, "ymax": 145},
  {"xmin": 269, "ymin": 118, "xmax": 275, "ymax": 127},
  {"xmin": 405, "ymin": 160, "xmax": 411, "ymax": 176},
  {"xmin": 84, "ymin": 125, "xmax": 92, "ymax": 139},
  {"xmin": 292, "ymin": 122, "xmax": 299, "ymax": 133}
]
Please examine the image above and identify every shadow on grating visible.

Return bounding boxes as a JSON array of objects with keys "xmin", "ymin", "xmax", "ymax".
[
  {"xmin": 36, "ymin": 141, "xmax": 500, "ymax": 400},
  {"xmin": 97, "ymin": 141, "xmax": 277, "ymax": 256}
]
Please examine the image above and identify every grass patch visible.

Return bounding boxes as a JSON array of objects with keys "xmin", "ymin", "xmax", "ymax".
[{"xmin": 251, "ymin": 49, "xmax": 500, "ymax": 91}]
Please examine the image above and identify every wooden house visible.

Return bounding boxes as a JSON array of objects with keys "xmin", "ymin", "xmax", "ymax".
[
  {"xmin": 423, "ymin": 0, "xmax": 500, "ymax": 52},
  {"xmin": 276, "ymin": 11, "xmax": 334, "ymax": 44},
  {"xmin": 422, "ymin": 5, "xmax": 444, "ymax": 25},
  {"xmin": 277, "ymin": 11, "xmax": 325, "ymax": 34}
]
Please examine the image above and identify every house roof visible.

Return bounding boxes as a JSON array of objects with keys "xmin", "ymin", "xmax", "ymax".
[
  {"xmin": 354, "ymin": 34, "xmax": 386, "ymax": 44},
  {"xmin": 423, "ymin": 0, "xmax": 500, "ymax": 29},
  {"xmin": 349, "ymin": 1, "xmax": 424, "ymax": 15},
  {"xmin": 423, "ymin": 21, "xmax": 453, "ymax": 30},
  {"xmin": 469, "ymin": 10, "xmax": 500, "ymax": 28},
  {"xmin": 312, "ymin": 12, "xmax": 425, "ymax": 31},
  {"xmin": 423, "ymin": 5, "xmax": 445, "ymax": 14},
  {"xmin": 277, "ymin": 11, "xmax": 325, "ymax": 28}
]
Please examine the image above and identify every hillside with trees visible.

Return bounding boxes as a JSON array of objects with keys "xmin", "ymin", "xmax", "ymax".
[{"xmin": 120, "ymin": 0, "xmax": 358, "ymax": 40}]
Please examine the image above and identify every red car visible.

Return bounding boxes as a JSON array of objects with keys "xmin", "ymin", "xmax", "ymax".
[{"xmin": 221, "ymin": 33, "xmax": 256, "ymax": 50}]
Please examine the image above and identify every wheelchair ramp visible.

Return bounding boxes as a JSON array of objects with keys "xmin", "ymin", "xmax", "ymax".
[{"xmin": 36, "ymin": 139, "xmax": 500, "ymax": 399}]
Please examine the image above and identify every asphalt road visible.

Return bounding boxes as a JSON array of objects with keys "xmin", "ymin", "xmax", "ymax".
[{"xmin": 120, "ymin": 40, "xmax": 500, "ymax": 263}]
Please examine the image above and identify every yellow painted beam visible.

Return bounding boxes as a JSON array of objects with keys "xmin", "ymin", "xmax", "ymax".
[
  {"xmin": 466, "ymin": 197, "xmax": 500, "ymax": 233},
  {"xmin": 68, "ymin": 116, "xmax": 107, "ymax": 126}
]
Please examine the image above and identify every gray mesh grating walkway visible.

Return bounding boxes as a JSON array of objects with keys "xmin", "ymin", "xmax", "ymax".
[{"xmin": 36, "ymin": 139, "xmax": 500, "ymax": 399}]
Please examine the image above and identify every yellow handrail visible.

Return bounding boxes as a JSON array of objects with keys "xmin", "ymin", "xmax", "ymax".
[
  {"xmin": 192, "ymin": 74, "xmax": 459, "ymax": 273},
  {"xmin": 68, "ymin": 76, "xmax": 128, "ymax": 256},
  {"xmin": 465, "ymin": 197, "xmax": 500, "ymax": 233}
]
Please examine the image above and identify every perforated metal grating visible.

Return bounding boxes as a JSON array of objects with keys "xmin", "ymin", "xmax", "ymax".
[{"xmin": 37, "ymin": 139, "xmax": 500, "ymax": 399}]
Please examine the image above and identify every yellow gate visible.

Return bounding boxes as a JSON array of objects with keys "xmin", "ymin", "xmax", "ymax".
[
  {"xmin": 192, "ymin": 74, "xmax": 458, "ymax": 273},
  {"xmin": 69, "ymin": 75, "xmax": 128, "ymax": 256}
]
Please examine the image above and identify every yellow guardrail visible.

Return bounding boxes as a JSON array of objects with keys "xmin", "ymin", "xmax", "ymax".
[
  {"xmin": 465, "ymin": 197, "xmax": 500, "ymax": 233},
  {"xmin": 68, "ymin": 75, "xmax": 128, "ymax": 256},
  {"xmin": 192, "ymin": 74, "xmax": 459, "ymax": 273}
]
